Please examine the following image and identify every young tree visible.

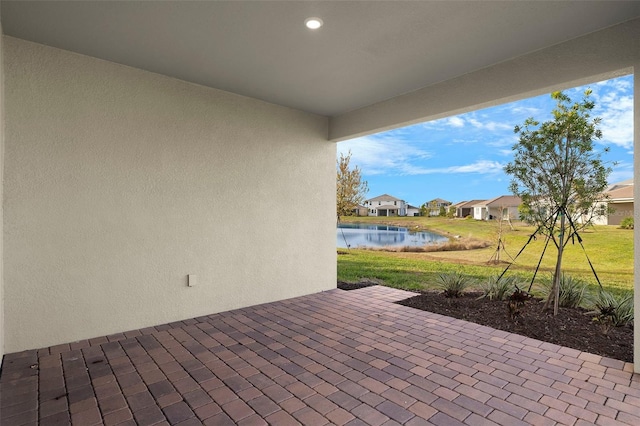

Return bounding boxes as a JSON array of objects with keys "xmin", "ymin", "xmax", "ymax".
[
  {"xmin": 337, "ymin": 150, "xmax": 368, "ymax": 220},
  {"xmin": 488, "ymin": 206, "xmax": 511, "ymax": 264},
  {"xmin": 504, "ymin": 90, "xmax": 611, "ymax": 315}
]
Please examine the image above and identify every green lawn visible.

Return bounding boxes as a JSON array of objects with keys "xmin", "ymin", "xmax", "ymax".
[{"xmin": 337, "ymin": 216, "xmax": 633, "ymax": 296}]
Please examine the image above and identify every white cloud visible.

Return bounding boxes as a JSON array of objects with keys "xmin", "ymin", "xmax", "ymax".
[
  {"xmin": 338, "ymin": 136, "xmax": 506, "ymax": 177},
  {"xmin": 608, "ymin": 169, "xmax": 634, "ymax": 186},
  {"xmin": 586, "ymin": 76, "xmax": 634, "ymax": 150},
  {"xmin": 433, "ymin": 113, "xmax": 513, "ymax": 132},
  {"xmin": 510, "ymin": 105, "xmax": 543, "ymax": 116},
  {"xmin": 427, "ymin": 112, "xmax": 513, "ymax": 133},
  {"xmin": 401, "ymin": 159, "xmax": 506, "ymax": 176},
  {"xmin": 466, "ymin": 117, "xmax": 512, "ymax": 132},
  {"xmin": 486, "ymin": 135, "xmax": 517, "ymax": 148},
  {"xmin": 608, "ymin": 161, "xmax": 634, "ymax": 185},
  {"xmin": 598, "ymin": 95, "xmax": 633, "ymax": 150},
  {"xmin": 338, "ymin": 136, "xmax": 433, "ymax": 176},
  {"xmin": 595, "ymin": 76, "xmax": 632, "ymax": 92},
  {"xmin": 444, "ymin": 116, "xmax": 465, "ymax": 128},
  {"xmin": 444, "ymin": 160, "xmax": 505, "ymax": 174}
]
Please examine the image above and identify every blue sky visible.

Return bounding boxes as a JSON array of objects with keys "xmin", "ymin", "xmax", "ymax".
[{"xmin": 337, "ymin": 75, "xmax": 634, "ymax": 207}]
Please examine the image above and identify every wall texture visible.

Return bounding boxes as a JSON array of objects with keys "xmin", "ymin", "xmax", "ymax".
[
  {"xmin": 0, "ymin": 20, "xmax": 5, "ymax": 357},
  {"xmin": 607, "ymin": 202, "xmax": 633, "ymax": 227},
  {"xmin": 3, "ymin": 37, "xmax": 334, "ymax": 352}
]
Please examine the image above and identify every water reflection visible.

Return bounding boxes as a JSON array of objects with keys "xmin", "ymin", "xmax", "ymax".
[{"xmin": 337, "ymin": 223, "xmax": 449, "ymax": 248}]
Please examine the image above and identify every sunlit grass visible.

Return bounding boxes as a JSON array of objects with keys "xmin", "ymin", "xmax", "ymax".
[{"xmin": 337, "ymin": 216, "xmax": 633, "ymax": 296}]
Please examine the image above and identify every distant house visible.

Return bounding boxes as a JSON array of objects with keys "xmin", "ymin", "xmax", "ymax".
[
  {"xmin": 592, "ymin": 179, "xmax": 633, "ymax": 226},
  {"xmin": 473, "ymin": 195, "xmax": 522, "ymax": 220},
  {"xmin": 425, "ymin": 198, "xmax": 452, "ymax": 216},
  {"xmin": 606, "ymin": 185, "xmax": 634, "ymax": 225},
  {"xmin": 406, "ymin": 204, "xmax": 421, "ymax": 217},
  {"xmin": 350, "ymin": 204, "xmax": 369, "ymax": 217},
  {"xmin": 364, "ymin": 194, "xmax": 407, "ymax": 216},
  {"xmin": 450, "ymin": 201, "xmax": 467, "ymax": 216},
  {"xmin": 453, "ymin": 199, "xmax": 485, "ymax": 218}
]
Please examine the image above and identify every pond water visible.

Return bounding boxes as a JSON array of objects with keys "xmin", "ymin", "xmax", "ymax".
[{"xmin": 337, "ymin": 223, "xmax": 449, "ymax": 248}]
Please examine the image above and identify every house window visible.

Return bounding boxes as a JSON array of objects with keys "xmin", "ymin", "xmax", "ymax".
[{"xmin": 394, "ymin": 201, "xmax": 397, "ymax": 205}]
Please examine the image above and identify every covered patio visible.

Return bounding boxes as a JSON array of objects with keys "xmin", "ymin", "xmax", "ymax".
[
  {"xmin": 2, "ymin": 286, "xmax": 639, "ymax": 425},
  {"xmin": 1, "ymin": 3, "xmax": 640, "ymax": 425}
]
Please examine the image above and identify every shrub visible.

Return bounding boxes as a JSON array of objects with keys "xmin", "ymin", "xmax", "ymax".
[
  {"xmin": 480, "ymin": 275, "xmax": 525, "ymax": 301},
  {"xmin": 588, "ymin": 290, "xmax": 634, "ymax": 330},
  {"xmin": 436, "ymin": 272, "xmax": 472, "ymax": 298},
  {"xmin": 538, "ymin": 273, "xmax": 589, "ymax": 308},
  {"xmin": 620, "ymin": 216, "xmax": 634, "ymax": 229},
  {"xmin": 508, "ymin": 287, "xmax": 533, "ymax": 318}
]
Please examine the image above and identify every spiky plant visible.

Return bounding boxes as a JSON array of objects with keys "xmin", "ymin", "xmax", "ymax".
[
  {"xmin": 539, "ymin": 273, "xmax": 589, "ymax": 309},
  {"xmin": 480, "ymin": 275, "xmax": 525, "ymax": 301},
  {"xmin": 588, "ymin": 290, "xmax": 633, "ymax": 330},
  {"xmin": 436, "ymin": 272, "xmax": 472, "ymax": 298}
]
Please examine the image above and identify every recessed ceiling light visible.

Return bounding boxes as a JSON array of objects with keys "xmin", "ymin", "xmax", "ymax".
[{"xmin": 305, "ymin": 17, "xmax": 323, "ymax": 30}]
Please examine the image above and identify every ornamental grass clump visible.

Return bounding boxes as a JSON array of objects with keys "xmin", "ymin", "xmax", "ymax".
[
  {"xmin": 436, "ymin": 272, "xmax": 472, "ymax": 298},
  {"xmin": 539, "ymin": 273, "xmax": 589, "ymax": 309},
  {"xmin": 589, "ymin": 290, "xmax": 633, "ymax": 333},
  {"xmin": 479, "ymin": 275, "xmax": 525, "ymax": 301}
]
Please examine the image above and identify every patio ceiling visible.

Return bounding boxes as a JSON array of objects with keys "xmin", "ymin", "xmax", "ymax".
[{"xmin": 2, "ymin": 1, "xmax": 640, "ymax": 117}]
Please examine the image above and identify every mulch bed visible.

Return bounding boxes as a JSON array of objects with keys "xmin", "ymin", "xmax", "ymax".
[
  {"xmin": 337, "ymin": 282, "xmax": 633, "ymax": 363},
  {"xmin": 337, "ymin": 281, "xmax": 378, "ymax": 291},
  {"xmin": 396, "ymin": 291, "xmax": 633, "ymax": 363}
]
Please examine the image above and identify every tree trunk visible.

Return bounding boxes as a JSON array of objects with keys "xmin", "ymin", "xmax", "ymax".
[{"xmin": 544, "ymin": 210, "xmax": 565, "ymax": 315}]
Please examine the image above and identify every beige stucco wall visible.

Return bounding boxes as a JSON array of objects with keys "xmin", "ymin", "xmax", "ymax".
[
  {"xmin": 0, "ymin": 20, "xmax": 4, "ymax": 357},
  {"xmin": 3, "ymin": 37, "xmax": 334, "ymax": 352},
  {"xmin": 608, "ymin": 202, "xmax": 634, "ymax": 226}
]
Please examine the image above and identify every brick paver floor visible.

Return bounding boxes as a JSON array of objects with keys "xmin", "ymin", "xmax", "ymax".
[{"xmin": 1, "ymin": 286, "xmax": 639, "ymax": 425}]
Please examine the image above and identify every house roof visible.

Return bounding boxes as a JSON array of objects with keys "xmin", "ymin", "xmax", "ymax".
[
  {"xmin": 473, "ymin": 195, "xmax": 522, "ymax": 208},
  {"xmin": 607, "ymin": 179, "xmax": 633, "ymax": 192},
  {"xmin": 459, "ymin": 199, "xmax": 486, "ymax": 209},
  {"xmin": 2, "ymin": 3, "xmax": 638, "ymax": 117},
  {"xmin": 376, "ymin": 205, "xmax": 400, "ymax": 210},
  {"xmin": 407, "ymin": 205, "xmax": 420, "ymax": 210},
  {"xmin": 607, "ymin": 185, "xmax": 633, "ymax": 201},
  {"xmin": 367, "ymin": 194, "xmax": 403, "ymax": 203},
  {"xmin": 451, "ymin": 201, "xmax": 467, "ymax": 208},
  {"xmin": 428, "ymin": 198, "xmax": 452, "ymax": 205}
]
